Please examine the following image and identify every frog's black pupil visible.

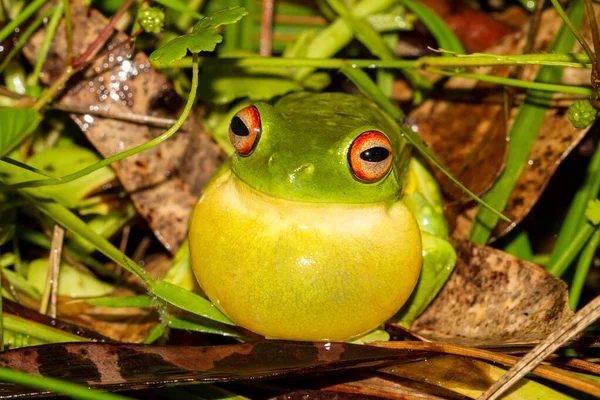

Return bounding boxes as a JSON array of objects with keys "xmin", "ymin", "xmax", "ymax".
[
  {"xmin": 231, "ymin": 116, "xmax": 249, "ymax": 136},
  {"xmin": 360, "ymin": 147, "xmax": 389, "ymax": 162}
]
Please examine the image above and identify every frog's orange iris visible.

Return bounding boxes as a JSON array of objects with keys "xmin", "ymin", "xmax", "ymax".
[
  {"xmin": 348, "ymin": 131, "xmax": 393, "ymax": 182},
  {"xmin": 229, "ymin": 105, "xmax": 262, "ymax": 156}
]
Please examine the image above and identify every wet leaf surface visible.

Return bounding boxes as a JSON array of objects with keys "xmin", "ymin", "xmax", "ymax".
[
  {"xmin": 23, "ymin": 1, "xmax": 224, "ymax": 254},
  {"xmin": 413, "ymin": 240, "xmax": 573, "ymax": 346},
  {"xmin": 0, "ymin": 341, "xmax": 422, "ymax": 397}
]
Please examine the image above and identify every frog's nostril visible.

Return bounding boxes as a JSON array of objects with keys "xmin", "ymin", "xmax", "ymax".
[
  {"xmin": 298, "ymin": 163, "xmax": 315, "ymax": 174},
  {"xmin": 268, "ymin": 154, "xmax": 277, "ymax": 167}
]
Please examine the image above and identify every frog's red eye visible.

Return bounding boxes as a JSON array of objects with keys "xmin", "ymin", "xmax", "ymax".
[
  {"xmin": 348, "ymin": 131, "xmax": 393, "ymax": 182},
  {"xmin": 229, "ymin": 105, "xmax": 262, "ymax": 156}
]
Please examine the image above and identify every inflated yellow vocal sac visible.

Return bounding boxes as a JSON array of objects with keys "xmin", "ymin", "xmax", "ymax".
[{"xmin": 189, "ymin": 92, "xmax": 455, "ymax": 341}]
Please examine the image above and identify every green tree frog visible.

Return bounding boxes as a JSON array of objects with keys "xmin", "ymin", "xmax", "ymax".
[{"xmin": 189, "ymin": 92, "xmax": 456, "ymax": 342}]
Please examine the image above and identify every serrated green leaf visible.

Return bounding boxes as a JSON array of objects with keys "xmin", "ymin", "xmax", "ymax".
[
  {"xmin": 149, "ymin": 6, "xmax": 248, "ymax": 66},
  {"xmin": 84, "ymin": 295, "xmax": 153, "ymax": 308},
  {"xmin": 152, "ymin": 280, "xmax": 235, "ymax": 325},
  {"xmin": 586, "ymin": 199, "xmax": 600, "ymax": 225},
  {"xmin": 0, "ymin": 107, "xmax": 40, "ymax": 158}
]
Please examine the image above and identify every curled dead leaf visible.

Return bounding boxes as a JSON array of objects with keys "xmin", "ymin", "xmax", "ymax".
[{"xmin": 413, "ymin": 240, "xmax": 573, "ymax": 346}]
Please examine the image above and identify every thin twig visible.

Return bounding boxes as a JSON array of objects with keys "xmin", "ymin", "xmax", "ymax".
[
  {"xmin": 63, "ymin": 0, "xmax": 73, "ymax": 65},
  {"xmin": 372, "ymin": 341, "xmax": 600, "ymax": 398},
  {"xmin": 116, "ymin": 225, "xmax": 131, "ymax": 275},
  {"xmin": 477, "ymin": 294, "xmax": 600, "ymax": 400},
  {"xmin": 72, "ymin": 0, "xmax": 135, "ymax": 69},
  {"xmin": 132, "ymin": 237, "xmax": 151, "ymax": 264},
  {"xmin": 260, "ymin": 0, "xmax": 275, "ymax": 56},
  {"xmin": 39, "ymin": 225, "xmax": 64, "ymax": 318},
  {"xmin": 51, "ymin": 103, "xmax": 180, "ymax": 129}
]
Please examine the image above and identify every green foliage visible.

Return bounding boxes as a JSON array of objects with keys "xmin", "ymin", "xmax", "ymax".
[
  {"xmin": 568, "ymin": 98, "xmax": 597, "ymax": 128},
  {"xmin": 85, "ymin": 295, "xmax": 153, "ymax": 308},
  {"xmin": 149, "ymin": 6, "xmax": 248, "ymax": 66},
  {"xmin": 0, "ymin": 108, "xmax": 40, "ymax": 158},
  {"xmin": 469, "ymin": 0, "xmax": 586, "ymax": 244},
  {"xmin": 27, "ymin": 259, "xmax": 115, "ymax": 298},
  {"xmin": 585, "ymin": 199, "xmax": 600, "ymax": 225},
  {"xmin": 137, "ymin": 6, "xmax": 165, "ymax": 34},
  {"xmin": 153, "ymin": 0, "xmax": 202, "ymax": 20},
  {"xmin": 400, "ymin": 0, "xmax": 465, "ymax": 54},
  {"xmin": 151, "ymin": 280, "xmax": 235, "ymax": 325},
  {"xmin": 0, "ymin": 141, "xmax": 116, "ymax": 210}
]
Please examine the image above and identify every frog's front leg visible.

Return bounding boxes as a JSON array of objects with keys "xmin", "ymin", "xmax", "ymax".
[{"xmin": 394, "ymin": 158, "xmax": 457, "ymax": 327}]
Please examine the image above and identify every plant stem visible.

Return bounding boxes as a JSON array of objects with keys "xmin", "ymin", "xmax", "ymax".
[
  {"xmin": 0, "ymin": 8, "xmax": 54, "ymax": 75},
  {"xmin": 569, "ymin": 228, "xmax": 600, "ymax": 310},
  {"xmin": 550, "ymin": 0, "xmax": 595, "ymax": 63},
  {"xmin": 28, "ymin": 0, "xmax": 64, "ymax": 89},
  {"xmin": 548, "ymin": 137, "xmax": 600, "ymax": 269},
  {"xmin": 0, "ymin": 0, "xmax": 47, "ymax": 44},
  {"xmin": 0, "ymin": 367, "xmax": 133, "ymax": 400},
  {"xmin": 63, "ymin": 0, "xmax": 73, "ymax": 65},
  {"xmin": 429, "ymin": 68, "xmax": 592, "ymax": 95},
  {"xmin": 32, "ymin": 66, "xmax": 73, "ymax": 112},
  {"xmin": 547, "ymin": 222, "xmax": 596, "ymax": 277},
  {"xmin": 168, "ymin": 53, "xmax": 592, "ymax": 70},
  {"xmin": 72, "ymin": 0, "xmax": 135, "ymax": 69}
]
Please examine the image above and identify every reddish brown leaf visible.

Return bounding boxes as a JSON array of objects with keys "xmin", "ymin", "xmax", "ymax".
[
  {"xmin": 412, "ymin": 240, "xmax": 573, "ymax": 346},
  {"xmin": 0, "ymin": 342, "xmax": 421, "ymax": 397},
  {"xmin": 419, "ymin": 0, "xmax": 515, "ymax": 53},
  {"xmin": 23, "ymin": 1, "xmax": 224, "ymax": 254}
]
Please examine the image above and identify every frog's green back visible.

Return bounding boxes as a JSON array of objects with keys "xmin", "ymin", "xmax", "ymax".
[{"xmin": 230, "ymin": 92, "xmax": 411, "ymax": 203}]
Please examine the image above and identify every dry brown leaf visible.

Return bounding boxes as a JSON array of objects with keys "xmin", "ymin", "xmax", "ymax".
[
  {"xmin": 23, "ymin": 1, "xmax": 224, "ymax": 254},
  {"xmin": 323, "ymin": 372, "xmax": 470, "ymax": 400},
  {"xmin": 411, "ymin": 5, "xmax": 595, "ymax": 241},
  {"xmin": 412, "ymin": 240, "xmax": 573, "ymax": 346}
]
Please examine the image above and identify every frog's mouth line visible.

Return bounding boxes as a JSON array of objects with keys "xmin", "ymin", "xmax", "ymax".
[{"xmin": 228, "ymin": 168, "xmax": 402, "ymax": 208}]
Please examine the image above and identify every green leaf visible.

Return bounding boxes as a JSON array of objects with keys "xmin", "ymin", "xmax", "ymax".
[
  {"xmin": 4, "ymin": 314, "xmax": 87, "ymax": 345},
  {"xmin": 0, "ymin": 157, "xmax": 58, "ymax": 178},
  {"xmin": 586, "ymin": 199, "xmax": 600, "ymax": 225},
  {"xmin": 84, "ymin": 295, "xmax": 153, "ymax": 308},
  {"xmin": 152, "ymin": 280, "xmax": 235, "ymax": 325},
  {"xmin": 400, "ymin": 0, "xmax": 465, "ymax": 54},
  {"xmin": 0, "ymin": 108, "xmax": 40, "ymax": 157},
  {"xmin": 0, "ymin": 142, "xmax": 116, "ymax": 209},
  {"xmin": 27, "ymin": 259, "xmax": 115, "ymax": 298},
  {"xmin": 167, "ymin": 315, "xmax": 246, "ymax": 339},
  {"xmin": 149, "ymin": 6, "xmax": 248, "ymax": 66},
  {"xmin": 153, "ymin": 0, "xmax": 202, "ymax": 20}
]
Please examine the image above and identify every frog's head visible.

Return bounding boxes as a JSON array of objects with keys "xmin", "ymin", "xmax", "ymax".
[{"xmin": 227, "ymin": 92, "xmax": 410, "ymax": 203}]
